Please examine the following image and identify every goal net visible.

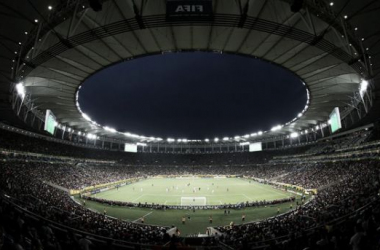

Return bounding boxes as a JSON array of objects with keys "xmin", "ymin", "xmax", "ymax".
[{"xmin": 180, "ymin": 197, "xmax": 207, "ymax": 206}]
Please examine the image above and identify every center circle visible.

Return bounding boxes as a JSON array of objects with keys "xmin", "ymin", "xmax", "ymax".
[{"xmin": 78, "ymin": 52, "xmax": 307, "ymax": 138}]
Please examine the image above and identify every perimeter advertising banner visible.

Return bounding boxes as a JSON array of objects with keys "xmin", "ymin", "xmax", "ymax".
[{"xmin": 166, "ymin": 0, "xmax": 213, "ymax": 21}]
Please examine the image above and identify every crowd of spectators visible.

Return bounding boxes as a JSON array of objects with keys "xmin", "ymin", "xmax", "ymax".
[
  {"xmin": 1, "ymin": 159, "xmax": 380, "ymax": 249},
  {"xmin": 273, "ymin": 162, "xmax": 365, "ymax": 189},
  {"xmin": 0, "ymin": 127, "xmax": 305, "ymax": 165},
  {"xmin": 2, "ymin": 126, "xmax": 380, "ymax": 249},
  {"xmin": 216, "ymin": 160, "xmax": 380, "ymax": 249},
  {"xmin": 0, "ymin": 162, "xmax": 170, "ymax": 249},
  {"xmin": 0, "ymin": 160, "xmax": 341, "ymax": 191}
]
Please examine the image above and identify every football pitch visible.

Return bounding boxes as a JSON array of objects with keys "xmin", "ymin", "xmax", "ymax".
[{"xmin": 77, "ymin": 178, "xmax": 302, "ymax": 235}]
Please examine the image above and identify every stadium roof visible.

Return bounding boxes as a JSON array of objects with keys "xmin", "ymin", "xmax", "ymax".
[{"xmin": 0, "ymin": 0, "xmax": 379, "ymax": 143}]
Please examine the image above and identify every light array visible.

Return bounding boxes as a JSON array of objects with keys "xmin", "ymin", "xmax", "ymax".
[{"xmin": 18, "ymin": 59, "xmax": 368, "ymax": 145}]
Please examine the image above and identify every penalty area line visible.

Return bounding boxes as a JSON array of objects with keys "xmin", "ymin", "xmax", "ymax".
[
  {"xmin": 133, "ymin": 211, "xmax": 153, "ymax": 223},
  {"xmin": 243, "ymin": 194, "xmax": 252, "ymax": 200},
  {"xmin": 131, "ymin": 194, "xmax": 146, "ymax": 202}
]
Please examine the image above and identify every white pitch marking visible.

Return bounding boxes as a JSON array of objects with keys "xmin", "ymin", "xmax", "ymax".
[
  {"xmin": 253, "ymin": 183, "xmax": 290, "ymax": 197},
  {"xmin": 133, "ymin": 211, "xmax": 153, "ymax": 223},
  {"xmin": 131, "ymin": 194, "xmax": 146, "ymax": 202},
  {"xmin": 243, "ymin": 194, "xmax": 252, "ymax": 200}
]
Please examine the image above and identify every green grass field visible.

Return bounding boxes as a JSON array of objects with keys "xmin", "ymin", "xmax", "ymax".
[{"xmin": 76, "ymin": 178, "xmax": 303, "ymax": 235}]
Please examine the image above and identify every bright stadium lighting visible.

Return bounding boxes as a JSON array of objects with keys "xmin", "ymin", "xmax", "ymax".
[
  {"xmin": 234, "ymin": 136, "xmax": 240, "ymax": 140},
  {"xmin": 103, "ymin": 126, "xmax": 116, "ymax": 133},
  {"xmin": 16, "ymin": 83, "xmax": 25, "ymax": 99},
  {"xmin": 167, "ymin": 138, "xmax": 175, "ymax": 142},
  {"xmin": 250, "ymin": 133, "xmax": 257, "ymax": 136},
  {"xmin": 177, "ymin": 139, "xmax": 182, "ymax": 142},
  {"xmin": 182, "ymin": 139, "xmax": 188, "ymax": 143},
  {"xmin": 297, "ymin": 113, "xmax": 302, "ymax": 118},
  {"xmin": 223, "ymin": 137, "xmax": 229, "ymax": 141},
  {"xmin": 243, "ymin": 134, "xmax": 250, "ymax": 138},
  {"xmin": 214, "ymin": 138, "xmax": 219, "ymax": 142},
  {"xmin": 48, "ymin": 5, "xmax": 53, "ymax": 10},
  {"xmin": 360, "ymin": 80, "xmax": 368, "ymax": 98},
  {"xmin": 86, "ymin": 133, "xmax": 96, "ymax": 140},
  {"xmin": 271, "ymin": 125, "xmax": 282, "ymax": 131},
  {"xmin": 239, "ymin": 142, "xmax": 249, "ymax": 146},
  {"xmin": 205, "ymin": 138, "xmax": 209, "ymax": 142},
  {"xmin": 290, "ymin": 132, "xmax": 299, "ymax": 138},
  {"xmin": 137, "ymin": 142, "xmax": 147, "ymax": 146},
  {"xmin": 258, "ymin": 131, "xmax": 263, "ymax": 135},
  {"xmin": 82, "ymin": 113, "xmax": 91, "ymax": 121}
]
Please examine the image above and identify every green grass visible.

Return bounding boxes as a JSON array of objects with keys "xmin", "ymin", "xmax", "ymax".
[{"xmin": 76, "ymin": 178, "xmax": 304, "ymax": 235}]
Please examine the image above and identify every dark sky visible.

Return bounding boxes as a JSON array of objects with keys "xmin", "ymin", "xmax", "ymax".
[{"xmin": 79, "ymin": 52, "xmax": 307, "ymax": 139}]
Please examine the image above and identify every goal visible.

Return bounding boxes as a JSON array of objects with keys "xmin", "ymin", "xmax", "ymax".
[{"xmin": 180, "ymin": 197, "xmax": 207, "ymax": 206}]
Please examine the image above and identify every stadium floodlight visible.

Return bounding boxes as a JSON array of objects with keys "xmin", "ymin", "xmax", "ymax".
[
  {"xmin": 16, "ymin": 83, "xmax": 25, "ymax": 99},
  {"xmin": 290, "ymin": 132, "xmax": 299, "ymax": 138},
  {"xmin": 223, "ymin": 137, "xmax": 229, "ymax": 141},
  {"xmin": 86, "ymin": 133, "xmax": 96, "ymax": 139},
  {"xmin": 156, "ymin": 138, "xmax": 163, "ymax": 141},
  {"xmin": 360, "ymin": 80, "xmax": 368, "ymax": 98},
  {"xmin": 82, "ymin": 113, "xmax": 91, "ymax": 121},
  {"xmin": 177, "ymin": 139, "xmax": 182, "ymax": 142},
  {"xmin": 103, "ymin": 126, "xmax": 117, "ymax": 133},
  {"xmin": 258, "ymin": 131, "xmax": 263, "ymax": 135},
  {"xmin": 182, "ymin": 139, "xmax": 188, "ymax": 143},
  {"xmin": 234, "ymin": 136, "xmax": 240, "ymax": 140},
  {"xmin": 167, "ymin": 138, "xmax": 175, "ymax": 142},
  {"xmin": 204, "ymin": 138, "xmax": 209, "ymax": 142},
  {"xmin": 214, "ymin": 138, "xmax": 219, "ymax": 142},
  {"xmin": 297, "ymin": 113, "xmax": 302, "ymax": 118},
  {"xmin": 271, "ymin": 125, "xmax": 282, "ymax": 131},
  {"xmin": 243, "ymin": 134, "xmax": 250, "ymax": 138},
  {"xmin": 250, "ymin": 133, "xmax": 257, "ymax": 136}
]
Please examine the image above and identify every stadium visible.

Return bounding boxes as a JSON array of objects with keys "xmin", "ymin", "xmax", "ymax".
[{"xmin": 0, "ymin": 0, "xmax": 380, "ymax": 249}]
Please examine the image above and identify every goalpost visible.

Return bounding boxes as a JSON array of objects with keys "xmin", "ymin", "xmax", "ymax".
[{"xmin": 180, "ymin": 197, "xmax": 207, "ymax": 206}]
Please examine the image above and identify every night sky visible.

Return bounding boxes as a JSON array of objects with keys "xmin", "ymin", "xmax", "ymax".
[{"xmin": 79, "ymin": 52, "xmax": 307, "ymax": 139}]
